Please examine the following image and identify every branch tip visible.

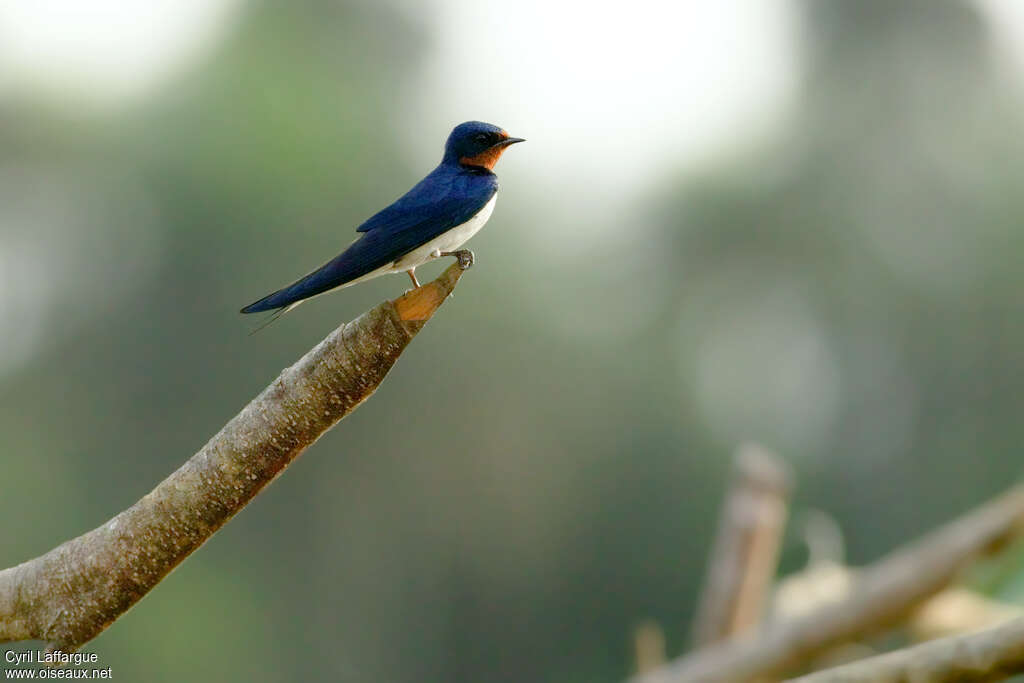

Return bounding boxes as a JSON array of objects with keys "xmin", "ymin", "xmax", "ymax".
[{"xmin": 392, "ymin": 261, "xmax": 468, "ymax": 321}]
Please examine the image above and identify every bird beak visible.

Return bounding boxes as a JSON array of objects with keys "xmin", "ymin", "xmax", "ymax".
[{"xmin": 495, "ymin": 136, "xmax": 525, "ymax": 148}]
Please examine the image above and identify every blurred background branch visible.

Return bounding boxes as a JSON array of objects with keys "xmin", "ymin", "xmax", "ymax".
[
  {"xmin": 690, "ymin": 444, "xmax": 792, "ymax": 648},
  {"xmin": 787, "ymin": 616, "xmax": 1024, "ymax": 683},
  {"xmin": 633, "ymin": 485, "xmax": 1024, "ymax": 682},
  {"xmin": 0, "ymin": 265, "xmax": 466, "ymax": 652}
]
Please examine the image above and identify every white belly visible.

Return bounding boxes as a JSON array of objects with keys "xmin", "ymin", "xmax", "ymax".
[{"xmin": 391, "ymin": 194, "xmax": 496, "ymax": 271}]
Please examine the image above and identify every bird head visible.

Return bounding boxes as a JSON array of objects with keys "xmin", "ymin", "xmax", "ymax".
[{"xmin": 443, "ymin": 121, "xmax": 525, "ymax": 171}]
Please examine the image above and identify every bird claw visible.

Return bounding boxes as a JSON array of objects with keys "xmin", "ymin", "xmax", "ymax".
[{"xmin": 441, "ymin": 249, "xmax": 474, "ymax": 270}]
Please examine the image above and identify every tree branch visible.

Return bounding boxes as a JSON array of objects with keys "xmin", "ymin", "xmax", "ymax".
[
  {"xmin": 786, "ymin": 617, "xmax": 1024, "ymax": 683},
  {"xmin": 632, "ymin": 485, "xmax": 1024, "ymax": 683},
  {"xmin": 0, "ymin": 261, "xmax": 469, "ymax": 652},
  {"xmin": 690, "ymin": 443, "xmax": 791, "ymax": 648}
]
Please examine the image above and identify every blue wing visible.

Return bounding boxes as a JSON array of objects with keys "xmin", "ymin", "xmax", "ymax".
[{"xmin": 241, "ymin": 168, "xmax": 496, "ymax": 313}]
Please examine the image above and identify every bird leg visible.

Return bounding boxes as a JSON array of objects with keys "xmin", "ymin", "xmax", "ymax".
[
  {"xmin": 407, "ymin": 269, "xmax": 421, "ymax": 288},
  {"xmin": 440, "ymin": 249, "xmax": 474, "ymax": 270}
]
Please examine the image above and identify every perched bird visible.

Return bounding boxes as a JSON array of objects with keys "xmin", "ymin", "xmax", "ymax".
[{"xmin": 241, "ymin": 121, "xmax": 524, "ymax": 319}]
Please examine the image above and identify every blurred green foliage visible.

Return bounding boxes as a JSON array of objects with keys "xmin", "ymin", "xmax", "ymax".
[{"xmin": 2, "ymin": 1, "xmax": 1023, "ymax": 681}]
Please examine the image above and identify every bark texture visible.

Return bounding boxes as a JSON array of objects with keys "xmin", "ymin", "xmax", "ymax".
[{"xmin": 0, "ymin": 262, "xmax": 467, "ymax": 652}]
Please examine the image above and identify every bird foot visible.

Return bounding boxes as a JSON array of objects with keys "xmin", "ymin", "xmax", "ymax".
[{"xmin": 441, "ymin": 249, "xmax": 474, "ymax": 270}]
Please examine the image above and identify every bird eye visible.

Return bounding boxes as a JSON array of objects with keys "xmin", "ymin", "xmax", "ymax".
[{"xmin": 475, "ymin": 133, "xmax": 489, "ymax": 144}]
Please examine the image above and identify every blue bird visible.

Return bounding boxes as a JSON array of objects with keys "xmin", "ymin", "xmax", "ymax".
[{"xmin": 241, "ymin": 121, "xmax": 524, "ymax": 318}]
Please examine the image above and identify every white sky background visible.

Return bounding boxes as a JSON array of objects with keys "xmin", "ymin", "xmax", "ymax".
[
  {"xmin": 408, "ymin": 0, "xmax": 797, "ymax": 201},
  {"xmin": 0, "ymin": 0, "xmax": 241, "ymax": 101},
  {"xmin": 0, "ymin": 0, "xmax": 1022, "ymax": 197}
]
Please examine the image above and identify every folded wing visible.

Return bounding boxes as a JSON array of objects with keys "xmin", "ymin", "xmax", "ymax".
[{"xmin": 240, "ymin": 177, "xmax": 495, "ymax": 313}]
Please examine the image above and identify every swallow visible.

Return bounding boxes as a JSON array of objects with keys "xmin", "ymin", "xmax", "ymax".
[{"xmin": 240, "ymin": 121, "xmax": 523, "ymax": 320}]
